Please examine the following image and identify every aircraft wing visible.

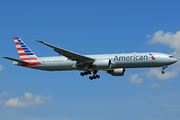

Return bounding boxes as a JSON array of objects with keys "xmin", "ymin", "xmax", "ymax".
[
  {"xmin": 36, "ymin": 40, "xmax": 95, "ymax": 64},
  {"xmin": 2, "ymin": 56, "xmax": 29, "ymax": 63}
]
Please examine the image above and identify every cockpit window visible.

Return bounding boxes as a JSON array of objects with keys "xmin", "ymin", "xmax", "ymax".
[{"xmin": 169, "ymin": 56, "xmax": 174, "ymax": 58}]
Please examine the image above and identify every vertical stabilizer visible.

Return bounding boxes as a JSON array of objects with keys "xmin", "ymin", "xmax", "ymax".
[{"xmin": 14, "ymin": 37, "xmax": 38, "ymax": 62}]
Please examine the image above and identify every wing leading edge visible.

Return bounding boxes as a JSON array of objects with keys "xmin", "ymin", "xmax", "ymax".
[{"xmin": 36, "ymin": 40, "xmax": 95, "ymax": 64}]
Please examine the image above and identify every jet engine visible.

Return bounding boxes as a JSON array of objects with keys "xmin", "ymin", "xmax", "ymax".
[
  {"xmin": 91, "ymin": 59, "xmax": 111, "ymax": 70},
  {"xmin": 107, "ymin": 68, "xmax": 125, "ymax": 76}
]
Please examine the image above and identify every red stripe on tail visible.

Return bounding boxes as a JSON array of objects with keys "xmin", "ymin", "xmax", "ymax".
[
  {"xmin": 19, "ymin": 53, "xmax": 26, "ymax": 56},
  {"xmin": 17, "ymin": 48, "xmax": 23, "ymax": 51},
  {"xmin": 15, "ymin": 42, "xmax": 20, "ymax": 45}
]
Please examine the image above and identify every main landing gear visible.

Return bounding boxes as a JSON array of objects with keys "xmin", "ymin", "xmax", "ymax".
[
  {"xmin": 161, "ymin": 65, "xmax": 167, "ymax": 74},
  {"xmin": 89, "ymin": 71, "xmax": 100, "ymax": 80},
  {"xmin": 80, "ymin": 70, "xmax": 100, "ymax": 80},
  {"xmin": 80, "ymin": 71, "xmax": 91, "ymax": 76}
]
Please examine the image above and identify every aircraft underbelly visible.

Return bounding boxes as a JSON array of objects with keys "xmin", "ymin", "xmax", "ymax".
[{"xmin": 42, "ymin": 61, "xmax": 75, "ymax": 71}]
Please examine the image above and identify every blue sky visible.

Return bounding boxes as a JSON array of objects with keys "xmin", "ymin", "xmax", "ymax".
[{"xmin": 1, "ymin": 0, "xmax": 180, "ymax": 120}]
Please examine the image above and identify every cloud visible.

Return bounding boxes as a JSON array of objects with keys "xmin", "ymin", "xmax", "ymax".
[
  {"xmin": 129, "ymin": 31, "xmax": 180, "ymax": 82},
  {"xmin": 148, "ymin": 30, "xmax": 180, "ymax": 65},
  {"xmin": 0, "ymin": 91, "xmax": 11, "ymax": 97},
  {"xmin": 149, "ymin": 83, "xmax": 162, "ymax": 88},
  {"xmin": 130, "ymin": 73, "xmax": 143, "ymax": 83},
  {"xmin": 146, "ymin": 68, "xmax": 178, "ymax": 80},
  {"xmin": 129, "ymin": 68, "xmax": 177, "ymax": 83},
  {"xmin": 4, "ymin": 92, "xmax": 53, "ymax": 107},
  {"xmin": 0, "ymin": 100, "xmax": 3, "ymax": 104},
  {"xmin": 145, "ymin": 30, "xmax": 180, "ymax": 80},
  {"xmin": 146, "ymin": 34, "xmax": 154, "ymax": 38},
  {"xmin": 0, "ymin": 65, "xmax": 5, "ymax": 71},
  {"xmin": 148, "ymin": 30, "xmax": 180, "ymax": 51}
]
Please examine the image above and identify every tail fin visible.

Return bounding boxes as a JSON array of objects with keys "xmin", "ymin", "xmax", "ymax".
[{"xmin": 14, "ymin": 37, "xmax": 38, "ymax": 62}]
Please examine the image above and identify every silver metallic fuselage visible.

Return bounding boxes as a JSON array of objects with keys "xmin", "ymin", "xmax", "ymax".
[{"xmin": 17, "ymin": 52, "xmax": 177, "ymax": 71}]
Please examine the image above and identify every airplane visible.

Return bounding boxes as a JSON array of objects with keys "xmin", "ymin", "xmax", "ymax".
[{"xmin": 2, "ymin": 37, "xmax": 177, "ymax": 80}]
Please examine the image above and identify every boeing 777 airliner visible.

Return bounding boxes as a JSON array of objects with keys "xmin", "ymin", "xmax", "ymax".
[{"xmin": 2, "ymin": 37, "xmax": 177, "ymax": 80}]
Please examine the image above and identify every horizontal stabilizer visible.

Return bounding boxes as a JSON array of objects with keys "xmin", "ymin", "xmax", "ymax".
[{"xmin": 2, "ymin": 56, "xmax": 29, "ymax": 64}]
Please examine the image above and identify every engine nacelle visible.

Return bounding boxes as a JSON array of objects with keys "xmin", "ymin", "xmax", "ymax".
[
  {"xmin": 107, "ymin": 68, "xmax": 125, "ymax": 76},
  {"xmin": 91, "ymin": 59, "xmax": 111, "ymax": 70}
]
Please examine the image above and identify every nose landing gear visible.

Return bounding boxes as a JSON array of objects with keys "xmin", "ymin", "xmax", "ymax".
[{"xmin": 161, "ymin": 65, "xmax": 167, "ymax": 74}]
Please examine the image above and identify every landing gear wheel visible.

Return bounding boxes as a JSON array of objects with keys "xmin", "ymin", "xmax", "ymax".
[
  {"xmin": 80, "ymin": 72, "xmax": 84, "ymax": 76},
  {"xmin": 89, "ymin": 76, "xmax": 93, "ymax": 80},
  {"xmin": 96, "ymin": 75, "xmax": 100, "ymax": 78},
  {"xmin": 161, "ymin": 71, "xmax": 165, "ymax": 74},
  {"xmin": 81, "ymin": 71, "xmax": 91, "ymax": 76},
  {"xmin": 81, "ymin": 70, "xmax": 100, "ymax": 80}
]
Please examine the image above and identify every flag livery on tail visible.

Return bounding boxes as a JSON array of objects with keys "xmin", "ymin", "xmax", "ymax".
[
  {"xmin": 14, "ymin": 37, "xmax": 38, "ymax": 61},
  {"xmin": 13, "ymin": 37, "xmax": 41, "ymax": 66}
]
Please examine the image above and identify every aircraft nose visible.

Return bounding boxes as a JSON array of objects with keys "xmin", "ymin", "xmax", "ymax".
[
  {"xmin": 174, "ymin": 58, "xmax": 177, "ymax": 63},
  {"xmin": 171, "ymin": 58, "xmax": 177, "ymax": 64},
  {"xmin": 168, "ymin": 55, "xmax": 177, "ymax": 64}
]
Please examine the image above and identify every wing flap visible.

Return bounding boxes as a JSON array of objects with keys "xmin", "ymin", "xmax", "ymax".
[{"xmin": 36, "ymin": 40, "xmax": 95, "ymax": 63}]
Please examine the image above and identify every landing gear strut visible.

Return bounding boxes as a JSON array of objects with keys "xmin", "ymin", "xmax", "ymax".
[{"xmin": 161, "ymin": 65, "xmax": 167, "ymax": 74}]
